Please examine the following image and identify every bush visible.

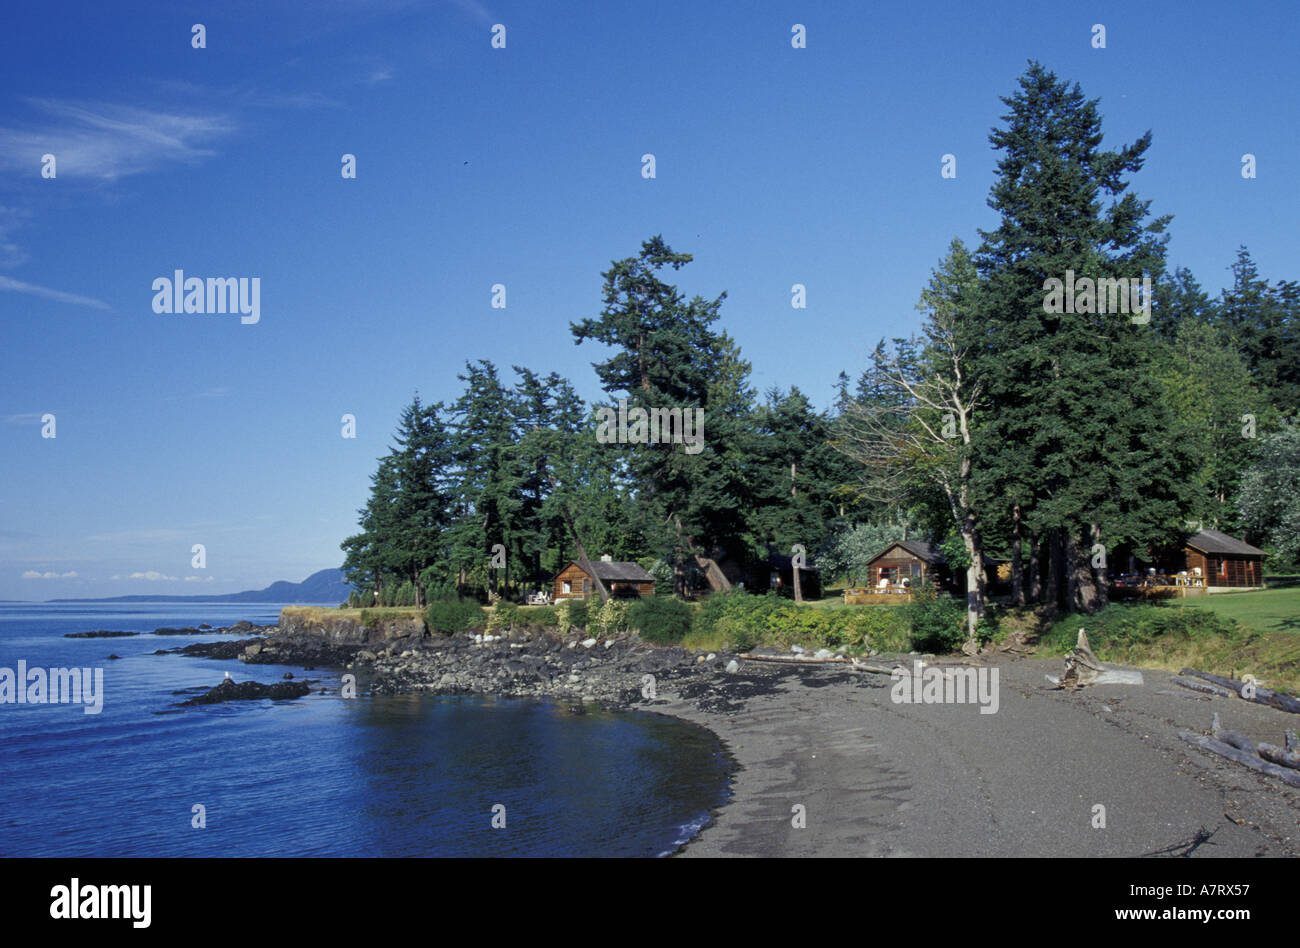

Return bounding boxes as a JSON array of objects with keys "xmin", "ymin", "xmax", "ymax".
[
  {"xmin": 517, "ymin": 605, "xmax": 558, "ymax": 629},
  {"xmin": 903, "ymin": 586, "xmax": 967, "ymax": 652},
  {"xmin": 594, "ymin": 598, "xmax": 630, "ymax": 636},
  {"xmin": 556, "ymin": 598, "xmax": 589, "ymax": 637},
  {"xmin": 629, "ymin": 596, "xmax": 694, "ymax": 644},
  {"xmin": 694, "ymin": 590, "xmax": 911, "ymax": 652},
  {"xmin": 485, "ymin": 600, "xmax": 520, "ymax": 634},
  {"xmin": 426, "ymin": 598, "xmax": 485, "ymax": 634}
]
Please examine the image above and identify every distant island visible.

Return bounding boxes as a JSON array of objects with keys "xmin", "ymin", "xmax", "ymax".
[{"xmin": 46, "ymin": 568, "xmax": 351, "ymax": 604}]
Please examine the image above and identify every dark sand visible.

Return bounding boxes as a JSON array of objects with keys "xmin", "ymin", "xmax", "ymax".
[{"xmin": 661, "ymin": 656, "xmax": 1300, "ymax": 857}]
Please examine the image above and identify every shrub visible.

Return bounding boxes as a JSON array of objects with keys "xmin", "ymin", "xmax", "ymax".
[
  {"xmin": 594, "ymin": 598, "xmax": 630, "ymax": 636},
  {"xmin": 517, "ymin": 605, "xmax": 557, "ymax": 629},
  {"xmin": 629, "ymin": 596, "xmax": 694, "ymax": 644},
  {"xmin": 903, "ymin": 586, "xmax": 967, "ymax": 652},
  {"xmin": 694, "ymin": 590, "xmax": 911, "ymax": 652},
  {"xmin": 485, "ymin": 600, "xmax": 520, "ymax": 634},
  {"xmin": 426, "ymin": 598, "xmax": 485, "ymax": 634},
  {"xmin": 556, "ymin": 598, "xmax": 590, "ymax": 637}
]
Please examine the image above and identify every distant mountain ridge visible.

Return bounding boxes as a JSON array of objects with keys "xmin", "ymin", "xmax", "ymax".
[{"xmin": 48, "ymin": 568, "xmax": 352, "ymax": 604}]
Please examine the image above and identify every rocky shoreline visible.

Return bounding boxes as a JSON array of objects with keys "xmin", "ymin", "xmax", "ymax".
[{"xmin": 257, "ymin": 625, "xmax": 747, "ymax": 708}]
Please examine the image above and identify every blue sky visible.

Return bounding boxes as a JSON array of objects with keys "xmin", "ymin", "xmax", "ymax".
[{"xmin": 1, "ymin": 0, "xmax": 1297, "ymax": 599}]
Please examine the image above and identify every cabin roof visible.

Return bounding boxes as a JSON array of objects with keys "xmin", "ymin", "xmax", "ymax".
[
  {"xmin": 867, "ymin": 540, "xmax": 945, "ymax": 565},
  {"xmin": 1185, "ymin": 528, "xmax": 1266, "ymax": 557},
  {"xmin": 571, "ymin": 560, "xmax": 655, "ymax": 582}
]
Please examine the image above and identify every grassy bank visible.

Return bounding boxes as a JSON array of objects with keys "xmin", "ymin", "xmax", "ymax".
[{"xmin": 1036, "ymin": 598, "xmax": 1300, "ymax": 697}]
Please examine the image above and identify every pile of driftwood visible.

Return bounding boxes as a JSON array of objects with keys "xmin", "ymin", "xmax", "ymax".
[
  {"xmin": 1171, "ymin": 668, "xmax": 1300, "ymax": 714},
  {"xmin": 1179, "ymin": 713, "xmax": 1300, "ymax": 788}
]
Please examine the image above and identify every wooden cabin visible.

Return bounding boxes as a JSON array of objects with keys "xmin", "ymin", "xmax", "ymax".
[
  {"xmin": 863, "ymin": 540, "xmax": 951, "ymax": 590},
  {"xmin": 1181, "ymin": 529, "xmax": 1266, "ymax": 589},
  {"xmin": 553, "ymin": 557, "xmax": 655, "ymax": 600},
  {"xmin": 1112, "ymin": 527, "xmax": 1265, "ymax": 592}
]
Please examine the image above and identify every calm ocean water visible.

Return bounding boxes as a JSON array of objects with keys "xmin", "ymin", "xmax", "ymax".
[{"xmin": 0, "ymin": 603, "xmax": 732, "ymax": 857}]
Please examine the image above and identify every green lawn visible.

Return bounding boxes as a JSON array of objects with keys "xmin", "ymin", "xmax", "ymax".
[{"xmin": 1166, "ymin": 585, "xmax": 1300, "ymax": 635}]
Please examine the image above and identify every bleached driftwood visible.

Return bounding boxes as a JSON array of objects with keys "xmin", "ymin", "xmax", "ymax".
[
  {"xmin": 1045, "ymin": 629, "xmax": 1143, "ymax": 688},
  {"xmin": 1179, "ymin": 668, "xmax": 1300, "ymax": 715},
  {"xmin": 737, "ymin": 653, "xmax": 896, "ymax": 675}
]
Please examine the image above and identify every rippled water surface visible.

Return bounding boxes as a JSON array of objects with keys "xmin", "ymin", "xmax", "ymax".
[{"xmin": 0, "ymin": 603, "xmax": 732, "ymax": 857}]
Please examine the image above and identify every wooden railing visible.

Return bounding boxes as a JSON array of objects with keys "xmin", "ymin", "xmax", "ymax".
[{"xmin": 844, "ymin": 587, "xmax": 913, "ymax": 605}]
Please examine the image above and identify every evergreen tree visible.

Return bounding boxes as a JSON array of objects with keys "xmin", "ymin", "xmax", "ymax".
[{"xmin": 973, "ymin": 61, "xmax": 1192, "ymax": 613}]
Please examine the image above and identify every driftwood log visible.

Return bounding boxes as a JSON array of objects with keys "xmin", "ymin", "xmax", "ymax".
[
  {"xmin": 1172, "ymin": 677, "xmax": 1237, "ymax": 698},
  {"xmin": 1178, "ymin": 731, "xmax": 1300, "ymax": 788},
  {"xmin": 736, "ymin": 653, "xmax": 897, "ymax": 675},
  {"xmin": 1287, "ymin": 731, "xmax": 1299, "ymax": 753},
  {"xmin": 1257, "ymin": 742, "xmax": 1300, "ymax": 771},
  {"xmin": 1046, "ymin": 629, "xmax": 1143, "ymax": 688},
  {"xmin": 1211, "ymin": 712, "xmax": 1257, "ymax": 755},
  {"xmin": 1179, "ymin": 713, "xmax": 1300, "ymax": 787},
  {"xmin": 1179, "ymin": 668, "xmax": 1300, "ymax": 715}
]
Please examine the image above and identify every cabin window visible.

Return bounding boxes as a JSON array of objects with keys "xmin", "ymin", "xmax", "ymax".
[
  {"xmin": 1218, "ymin": 559, "xmax": 1228, "ymax": 578},
  {"xmin": 562, "ymin": 581, "xmax": 572, "ymax": 594},
  {"xmin": 583, "ymin": 579, "xmax": 590, "ymax": 595}
]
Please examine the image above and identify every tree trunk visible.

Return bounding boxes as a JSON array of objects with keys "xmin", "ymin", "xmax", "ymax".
[
  {"xmin": 1067, "ymin": 529, "xmax": 1100, "ymax": 614},
  {"xmin": 960, "ymin": 525, "xmax": 986, "ymax": 654},
  {"xmin": 792, "ymin": 560, "xmax": 803, "ymax": 604},
  {"xmin": 1091, "ymin": 522, "xmax": 1108, "ymax": 609},
  {"xmin": 1027, "ymin": 531, "xmax": 1041, "ymax": 604},
  {"xmin": 673, "ymin": 552, "xmax": 688, "ymax": 598},
  {"xmin": 1048, "ymin": 529, "xmax": 1065, "ymax": 610},
  {"xmin": 692, "ymin": 553, "xmax": 732, "ymax": 593},
  {"xmin": 1011, "ymin": 504, "xmax": 1025, "ymax": 607}
]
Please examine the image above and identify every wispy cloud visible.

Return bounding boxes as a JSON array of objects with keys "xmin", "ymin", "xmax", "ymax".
[
  {"xmin": 0, "ymin": 274, "xmax": 110, "ymax": 310},
  {"xmin": 184, "ymin": 575, "xmax": 215, "ymax": 583},
  {"xmin": 21, "ymin": 570, "xmax": 77, "ymax": 579},
  {"xmin": 124, "ymin": 570, "xmax": 179, "ymax": 582},
  {"xmin": 0, "ymin": 97, "xmax": 235, "ymax": 182},
  {"xmin": 3, "ymin": 412, "xmax": 49, "ymax": 425},
  {"xmin": 0, "ymin": 205, "xmax": 30, "ymax": 268}
]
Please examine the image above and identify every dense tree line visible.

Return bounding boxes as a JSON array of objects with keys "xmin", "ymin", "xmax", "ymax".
[{"xmin": 343, "ymin": 62, "xmax": 1300, "ymax": 620}]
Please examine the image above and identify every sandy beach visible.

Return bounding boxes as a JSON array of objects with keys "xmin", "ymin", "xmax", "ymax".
[{"xmin": 659, "ymin": 656, "xmax": 1300, "ymax": 857}]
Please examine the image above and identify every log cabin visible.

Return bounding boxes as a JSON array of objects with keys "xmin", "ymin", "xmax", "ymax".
[
  {"xmin": 1181, "ymin": 529, "xmax": 1266, "ymax": 589},
  {"xmin": 553, "ymin": 556, "xmax": 656, "ymax": 600},
  {"xmin": 863, "ymin": 540, "xmax": 952, "ymax": 590}
]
